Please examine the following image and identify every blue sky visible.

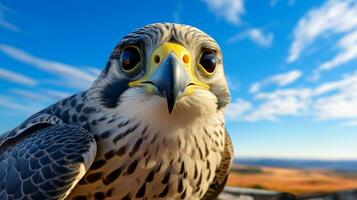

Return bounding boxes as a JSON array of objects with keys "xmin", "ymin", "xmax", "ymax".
[{"xmin": 1, "ymin": 0, "xmax": 357, "ymax": 160}]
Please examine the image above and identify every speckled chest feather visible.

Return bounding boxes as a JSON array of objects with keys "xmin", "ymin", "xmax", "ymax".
[
  {"xmin": 0, "ymin": 23, "xmax": 232, "ymax": 200},
  {"xmin": 43, "ymin": 92, "xmax": 226, "ymax": 200}
]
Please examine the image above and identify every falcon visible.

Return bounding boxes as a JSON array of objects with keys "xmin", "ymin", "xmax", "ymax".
[{"xmin": 0, "ymin": 23, "xmax": 233, "ymax": 200}]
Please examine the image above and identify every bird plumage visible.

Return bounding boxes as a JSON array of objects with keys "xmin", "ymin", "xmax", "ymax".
[{"xmin": 0, "ymin": 23, "xmax": 233, "ymax": 200}]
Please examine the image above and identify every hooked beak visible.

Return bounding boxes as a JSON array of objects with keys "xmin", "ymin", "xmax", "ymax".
[
  {"xmin": 128, "ymin": 42, "xmax": 210, "ymax": 114},
  {"xmin": 147, "ymin": 53, "xmax": 190, "ymax": 113}
]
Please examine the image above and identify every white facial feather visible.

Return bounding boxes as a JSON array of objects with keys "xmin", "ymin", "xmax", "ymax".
[{"xmin": 115, "ymin": 87, "xmax": 220, "ymax": 131}]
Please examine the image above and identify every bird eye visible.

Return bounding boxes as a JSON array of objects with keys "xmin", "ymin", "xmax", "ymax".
[
  {"xmin": 120, "ymin": 46, "xmax": 141, "ymax": 72},
  {"xmin": 199, "ymin": 51, "xmax": 217, "ymax": 74}
]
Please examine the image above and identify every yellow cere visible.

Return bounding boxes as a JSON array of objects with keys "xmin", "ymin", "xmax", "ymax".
[{"xmin": 128, "ymin": 42, "xmax": 210, "ymax": 94}]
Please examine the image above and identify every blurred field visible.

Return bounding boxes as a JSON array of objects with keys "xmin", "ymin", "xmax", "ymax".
[{"xmin": 227, "ymin": 164, "xmax": 357, "ymax": 194}]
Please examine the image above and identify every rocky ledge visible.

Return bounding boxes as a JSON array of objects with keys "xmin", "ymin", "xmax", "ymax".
[{"xmin": 219, "ymin": 187, "xmax": 357, "ymax": 200}]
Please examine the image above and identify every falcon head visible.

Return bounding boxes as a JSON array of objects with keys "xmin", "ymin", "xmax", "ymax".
[{"xmin": 92, "ymin": 23, "xmax": 230, "ymax": 119}]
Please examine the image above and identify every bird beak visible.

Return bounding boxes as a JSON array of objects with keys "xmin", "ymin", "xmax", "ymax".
[
  {"xmin": 128, "ymin": 42, "xmax": 209, "ymax": 114},
  {"xmin": 148, "ymin": 53, "xmax": 190, "ymax": 113}
]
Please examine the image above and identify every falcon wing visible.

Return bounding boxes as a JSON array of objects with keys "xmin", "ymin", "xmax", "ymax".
[
  {"xmin": 0, "ymin": 123, "xmax": 97, "ymax": 200},
  {"xmin": 0, "ymin": 113, "xmax": 63, "ymax": 147},
  {"xmin": 202, "ymin": 129, "xmax": 233, "ymax": 200}
]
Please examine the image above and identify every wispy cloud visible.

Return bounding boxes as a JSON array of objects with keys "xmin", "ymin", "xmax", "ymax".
[
  {"xmin": 313, "ymin": 71, "xmax": 357, "ymax": 96},
  {"xmin": 1, "ymin": 88, "xmax": 71, "ymax": 116},
  {"xmin": 10, "ymin": 88, "xmax": 71, "ymax": 102},
  {"xmin": 227, "ymin": 71, "xmax": 357, "ymax": 125},
  {"xmin": 0, "ymin": 67, "xmax": 37, "ymax": 86},
  {"xmin": 43, "ymin": 89, "xmax": 72, "ymax": 99},
  {"xmin": 314, "ymin": 89, "xmax": 357, "ymax": 120},
  {"xmin": 312, "ymin": 72, "xmax": 357, "ymax": 120},
  {"xmin": 270, "ymin": 0, "xmax": 296, "ymax": 7},
  {"xmin": 202, "ymin": 1, "xmax": 273, "ymax": 49},
  {"xmin": 85, "ymin": 66, "xmax": 102, "ymax": 77},
  {"xmin": 225, "ymin": 99, "xmax": 253, "ymax": 120},
  {"xmin": 318, "ymin": 30, "xmax": 357, "ymax": 72},
  {"xmin": 227, "ymin": 88, "xmax": 313, "ymax": 122},
  {"xmin": 201, "ymin": 0, "xmax": 245, "ymax": 25},
  {"xmin": 10, "ymin": 88, "xmax": 49, "ymax": 101},
  {"xmin": 227, "ymin": 28, "xmax": 274, "ymax": 47},
  {"xmin": 288, "ymin": 0, "xmax": 357, "ymax": 63},
  {"xmin": 0, "ymin": 44, "xmax": 97, "ymax": 90},
  {"xmin": 246, "ymin": 89, "xmax": 311, "ymax": 121},
  {"xmin": 0, "ymin": 96, "xmax": 38, "ymax": 112},
  {"xmin": 249, "ymin": 70, "xmax": 302, "ymax": 93},
  {"xmin": 0, "ymin": 3, "xmax": 20, "ymax": 32},
  {"xmin": 226, "ymin": 75, "xmax": 240, "ymax": 91},
  {"xmin": 173, "ymin": 2, "xmax": 183, "ymax": 23}
]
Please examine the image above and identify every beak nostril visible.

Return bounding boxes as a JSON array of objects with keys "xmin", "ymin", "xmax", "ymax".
[
  {"xmin": 182, "ymin": 54, "xmax": 189, "ymax": 64},
  {"xmin": 154, "ymin": 55, "xmax": 161, "ymax": 64}
]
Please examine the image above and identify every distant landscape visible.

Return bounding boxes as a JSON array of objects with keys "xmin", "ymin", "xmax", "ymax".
[
  {"xmin": 227, "ymin": 158, "xmax": 357, "ymax": 194},
  {"xmin": 235, "ymin": 158, "xmax": 357, "ymax": 171}
]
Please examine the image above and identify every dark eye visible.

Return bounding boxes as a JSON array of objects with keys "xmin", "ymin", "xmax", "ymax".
[
  {"xmin": 199, "ymin": 51, "xmax": 217, "ymax": 74},
  {"xmin": 120, "ymin": 46, "xmax": 141, "ymax": 72}
]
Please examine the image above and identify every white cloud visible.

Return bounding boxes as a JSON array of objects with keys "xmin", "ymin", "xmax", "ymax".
[
  {"xmin": 226, "ymin": 88, "xmax": 312, "ymax": 122},
  {"xmin": 10, "ymin": 88, "xmax": 72, "ymax": 104},
  {"xmin": 312, "ymin": 72, "xmax": 357, "ymax": 120},
  {"xmin": 246, "ymin": 89, "xmax": 312, "ymax": 121},
  {"xmin": 225, "ymin": 99, "xmax": 253, "ymax": 120},
  {"xmin": 10, "ymin": 89, "xmax": 49, "ymax": 101},
  {"xmin": 43, "ymin": 89, "xmax": 72, "ymax": 99},
  {"xmin": 201, "ymin": 0, "xmax": 245, "ymax": 25},
  {"xmin": 85, "ymin": 66, "xmax": 102, "ymax": 77},
  {"xmin": 270, "ymin": 70, "xmax": 302, "ymax": 86},
  {"xmin": 270, "ymin": 0, "xmax": 296, "ymax": 7},
  {"xmin": 249, "ymin": 70, "xmax": 302, "ymax": 93},
  {"xmin": 313, "ymin": 71, "xmax": 357, "ymax": 95},
  {"xmin": 288, "ymin": 0, "xmax": 357, "ymax": 63},
  {"xmin": 1, "ymin": 88, "xmax": 73, "ymax": 116},
  {"xmin": 226, "ymin": 75, "xmax": 240, "ymax": 91},
  {"xmin": 0, "ymin": 67, "xmax": 37, "ymax": 86},
  {"xmin": 249, "ymin": 83, "xmax": 261, "ymax": 94},
  {"xmin": 0, "ymin": 96, "xmax": 39, "ymax": 112},
  {"xmin": 227, "ymin": 28, "xmax": 274, "ymax": 47},
  {"xmin": 0, "ymin": 88, "xmax": 72, "ymax": 117},
  {"xmin": 314, "ymin": 90, "xmax": 357, "ymax": 120},
  {"xmin": 229, "ymin": 71, "xmax": 357, "ymax": 124},
  {"xmin": 0, "ymin": 44, "xmax": 97, "ymax": 89},
  {"xmin": 0, "ymin": 3, "xmax": 19, "ymax": 32},
  {"xmin": 318, "ymin": 30, "xmax": 357, "ymax": 71}
]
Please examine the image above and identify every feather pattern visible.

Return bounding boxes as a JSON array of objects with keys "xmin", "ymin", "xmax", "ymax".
[{"xmin": 0, "ymin": 23, "xmax": 232, "ymax": 200}]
